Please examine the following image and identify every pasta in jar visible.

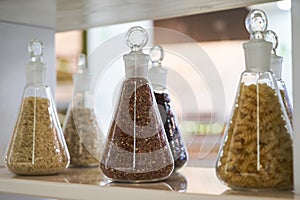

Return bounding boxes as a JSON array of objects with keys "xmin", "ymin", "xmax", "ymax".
[{"xmin": 216, "ymin": 83, "xmax": 293, "ymax": 190}]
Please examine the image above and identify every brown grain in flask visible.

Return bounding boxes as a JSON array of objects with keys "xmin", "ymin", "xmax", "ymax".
[
  {"xmin": 5, "ymin": 39, "xmax": 70, "ymax": 175},
  {"xmin": 100, "ymin": 26, "xmax": 174, "ymax": 182}
]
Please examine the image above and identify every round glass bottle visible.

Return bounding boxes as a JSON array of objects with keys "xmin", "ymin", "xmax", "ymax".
[
  {"xmin": 264, "ymin": 30, "xmax": 293, "ymax": 129},
  {"xmin": 148, "ymin": 45, "xmax": 188, "ymax": 170},
  {"xmin": 100, "ymin": 26, "xmax": 174, "ymax": 182},
  {"xmin": 5, "ymin": 39, "xmax": 70, "ymax": 175},
  {"xmin": 216, "ymin": 10, "xmax": 293, "ymax": 190},
  {"xmin": 63, "ymin": 54, "xmax": 104, "ymax": 167}
]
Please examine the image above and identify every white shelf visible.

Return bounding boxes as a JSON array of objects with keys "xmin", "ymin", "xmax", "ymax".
[
  {"xmin": 1, "ymin": 0, "xmax": 300, "ymax": 198},
  {"xmin": 0, "ymin": 167, "xmax": 297, "ymax": 200},
  {"xmin": 0, "ymin": 0, "xmax": 276, "ymax": 32}
]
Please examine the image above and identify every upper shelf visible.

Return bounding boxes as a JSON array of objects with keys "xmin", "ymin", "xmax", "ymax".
[{"xmin": 0, "ymin": 0, "xmax": 276, "ymax": 32}]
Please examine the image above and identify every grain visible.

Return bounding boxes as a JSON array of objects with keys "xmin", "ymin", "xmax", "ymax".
[
  {"xmin": 6, "ymin": 97, "xmax": 69, "ymax": 175},
  {"xmin": 64, "ymin": 107, "xmax": 103, "ymax": 167},
  {"xmin": 100, "ymin": 78, "xmax": 174, "ymax": 182},
  {"xmin": 154, "ymin": 92, "xmax": 188, "ymax": 170}
]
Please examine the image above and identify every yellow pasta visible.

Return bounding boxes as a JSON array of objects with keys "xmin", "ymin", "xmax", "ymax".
[{"xmin": 216, "ymin": 83, "xmax": 293, "ymax": 190}]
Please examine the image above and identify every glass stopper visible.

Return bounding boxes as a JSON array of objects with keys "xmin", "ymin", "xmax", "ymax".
[
  {"xmin": 150, "ymin": 45, "xmax": 164, "ymax": 65},
  {"xmin": 28, "ymin": 39, "xmax": 44, "ymax": 58},
  {"xmin": 78, "ymin": 53, "xmax": 86, "ymax": 69},
  {"xmin": 245, "ymin": 9, "xmax": 268, "ymax": 39},
  {"xmin": 264, "ymin": 30, "xmax": 278, "ymax": 53},
  {"xmin": 125, "ymin": 26, "xmax": 148, "ymax": 51}
]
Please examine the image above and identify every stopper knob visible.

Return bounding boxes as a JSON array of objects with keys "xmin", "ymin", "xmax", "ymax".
[
  {"xmin": 150, "ymin": 45, "xmax": 164, "ymax": 65},
  {"xmin": 78, "ymin": 53, "xmax": 86, "ymax": 69},
  {"xmin": 264, "ymin": 30, "xmax": 278, "ymax": 53},
  {"xmin": 245, "ymin": 9, "xmax": 268, "ymax": 39},
  {"xmin": 125, "ymin": 26, "xmax": 148, "ymax": 51},
  {"xmin": 28, "ymin": 39, "xmax": 44, "ymax": 58}
]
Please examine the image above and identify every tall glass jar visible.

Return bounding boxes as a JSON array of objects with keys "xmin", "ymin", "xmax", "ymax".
[
  {"xmin": 148, "ymin": 45, "xmax": 188, "ymax": 170},
  {"xmin": 216, "ymin": 10, "xmax": 293, "ymax": 190},
  {"xmin": 63, "ymin": 54, "xmax": 104, "ymax": 167},
  {"xmin": 264, "ymin": 30, "xmax": 293, "ymax": 129},
  {"xmin": 5, "ymin": 39, "xmax": 70, "ymax": 175},
  {"xmin": 100, "ymin": 26, "xmax": 174, "ymax": 182}
]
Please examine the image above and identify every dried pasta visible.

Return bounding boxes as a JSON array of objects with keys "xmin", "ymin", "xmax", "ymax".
[{"xmin": 216, "ymin": 83, "xmax": 293, "ymax": 190}]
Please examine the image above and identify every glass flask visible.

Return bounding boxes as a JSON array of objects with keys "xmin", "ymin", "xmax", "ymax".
[
  {"xmin": 100, "ymin": 26, "xmax": 174, "ymax": 182},
  {"xmin": 63, "ymin": 54, "xmax": 104, "ymax": 167},
  {"xmin": 216, "ymin": 10, "xmax": 293, "ymax": 190},
  {"xmin": 5, "ymin": 39, "xmax": 70, "ymax": 175},
  {"xmin": 148, "ymin": 45, "xmax": 188, "ymax": 170},
  {"xmin": 264, "ymin": 30, "xmax": 293, "ymax": 129}
]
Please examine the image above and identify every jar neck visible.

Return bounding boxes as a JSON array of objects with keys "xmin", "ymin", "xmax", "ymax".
[
  {"xmin": 270, "ymin": 54, "xmax": 283, "ymax": 79},
  {"xmin": 243, "ymin": 39, "xmax": 272, "ymax": 72},
  {"xmin": 25, "ymin": 60, "xmax": 47, "ymax": 85},
  {"xmin": 123, "ymin": 51, "xmax": 150, "ymax": 78}
]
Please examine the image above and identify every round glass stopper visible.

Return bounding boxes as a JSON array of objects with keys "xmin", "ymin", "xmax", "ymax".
[
  {"xmin": 28, "ymin": 39, "xmax": 44, "ymax": 57},
  {"xmin": 125, "ymin": 26, "xmax": 148, "ymax": 51},
  {"xmin": 245, "ymin": 9, "xmax": 268, "ymax": 39},
  {"xmin": 150, "ymin": 45, "xmax": 164, "ymax": 64},
  {"xmin": 264, "ymin": 30, "xmax": 278, "ymax": 52}
]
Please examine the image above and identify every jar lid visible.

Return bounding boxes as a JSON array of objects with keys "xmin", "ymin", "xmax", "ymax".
[
  {"xmin": 264, "ymin": 30, "xmax": 283, "ymax": 79},
  {"xmin": 148, "ymin": 45, "xmax": 168, "ymax": 89},
  {"xmin": 243, "ymin": 9, "xmax": 272, "ymax": 72},
  {"xmin": 26, "ymin": 39, "xmax": 47, "ymax": 85}
]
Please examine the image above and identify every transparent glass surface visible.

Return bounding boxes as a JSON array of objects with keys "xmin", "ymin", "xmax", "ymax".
[
  {"xmin": 277, "ymin": 79, "xmax": 293, "ymax": 129},
  {"xmin": 154, "ymin": 89, "xmax": 188, "ymax": 170},
  {"xmin": 63, "ymin": 96, "xmax": 104, "ymax": 167},
  {"xmin": 63, "ymin": 55, "xmax": 104, "ymax": 167},
  {"xmin": 100, "ymin": 78, "xmax": 174, "ymax": 182},
  {"xmin": 216, "ymin": 71, "xmax": 293, "ymax": 190},
  {"xmin": 6, "ymin": 85, "xmax": 70, "ymax": 175},
  {"xmin": 100, "ymin": 26, "xmax": 174, "ymax": 183},
  {"xmin": 149, "ymin": 45, "xmax": 188, "ymax": 171}
]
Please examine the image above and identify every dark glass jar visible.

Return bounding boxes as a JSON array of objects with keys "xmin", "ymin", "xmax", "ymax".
[{"xmin": 148, "ymin": 45, "xmax": 188, "ymax": 170}]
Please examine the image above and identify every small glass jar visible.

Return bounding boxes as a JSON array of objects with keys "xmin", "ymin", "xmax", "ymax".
[
  {"xmin": 63, "ymin": 54, "xmax": 104, "ymax": 167},
  {"xmin": 100, "ymin": 26, "xmax": 174, "ymax": 182},
  {"xmin": 5, "ymin": 39, "xmax": 70, "ymax": 175},
  {"xmin": 216, "ymin": 10, "xmax": 293, "ymax": 190},
  {"xmin": 264, "ymin": 30, "xmax": 293, "ymax": 129},
  {"xmin": 148, "ymin": 45, "xmax": 188, "ymax": 170}
]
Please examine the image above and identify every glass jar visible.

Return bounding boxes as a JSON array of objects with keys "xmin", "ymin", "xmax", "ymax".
[
  {"xmin": 148, "ymin": 45, "xmax": 188, "ymax": 170},
  {"xmin": 5, "ymin": 39, "xmax": 70, "ymax": 175},
  {"xmin": 216, "ymin": 10, "xmax": 293, "ymax": 190},
  {"xmin": 100, "ymin": 26, "xmax": 174, "ymax": 182},
  {"xmin": 63, "ymin": 54, "xmax": 104, "ymax": 167},
  {"xmin": 264, "ymin": 30, "xmax": 293, "ymax": 129}
]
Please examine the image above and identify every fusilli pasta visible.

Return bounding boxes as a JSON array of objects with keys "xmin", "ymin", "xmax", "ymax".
[{"xmin": 216, "ymin": 83, "xmax": 293, "ymax": 190}]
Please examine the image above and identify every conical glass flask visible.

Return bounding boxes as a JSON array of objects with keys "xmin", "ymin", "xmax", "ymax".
[
  {"xmin": 148, "ymin": 45, "xmax": 188, "ymax": 170},
  {"xmin": 5, "ymin": 39, "xmax": 70, "ymax": 175},
  {"xmin": 216, "ymin": 10, "xmax": 293, "ymax": 190},
  {"xmin": 100, "ymin": 26, "xmax": 174, "ymax": 182},
  {"xmin": 264, "ymin": 30, "xmax": 293, "ymax": 129},
  {"xmin": 63, "ymin": 54, "xmax": 104, "ymax": 167}
]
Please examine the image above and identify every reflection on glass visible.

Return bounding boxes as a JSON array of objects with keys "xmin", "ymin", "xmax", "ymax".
[{"xmin": 104, "ymin": 172, "xmax": 187, "ymax": 192}]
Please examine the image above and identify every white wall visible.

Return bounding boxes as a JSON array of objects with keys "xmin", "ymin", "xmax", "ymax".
[
  {"xmin": 0, "ymin": 21, "xmax": 55, "ymax": 167},
  {"xmin": 87, "ymin": 20, "xmax": 153, "ymax": 133}
]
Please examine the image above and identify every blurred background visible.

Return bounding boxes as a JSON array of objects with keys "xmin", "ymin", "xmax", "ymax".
[{"xmin": 55, "ymin": 1, "xmax": 292, "ymax": 167}]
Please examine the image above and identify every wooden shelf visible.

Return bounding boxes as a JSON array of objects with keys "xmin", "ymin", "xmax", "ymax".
[
  {"xmin": 0, "ymin": 0, "xmax": 276, "ymax": 32},
  {"xmin": 0, "ymin": 167, "xmax": 297, "ymax": 200}
]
